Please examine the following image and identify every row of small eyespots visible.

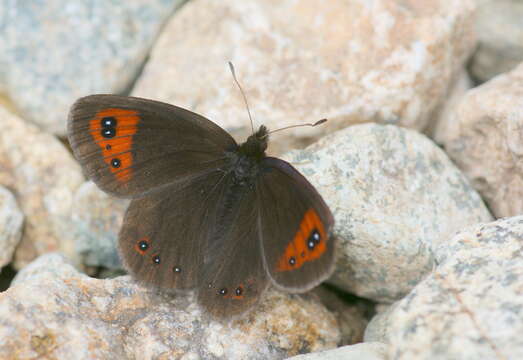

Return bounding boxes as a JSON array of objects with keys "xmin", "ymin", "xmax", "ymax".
[
  {"xmin": 136, "ymin": 237, "xmax": 245, "ymax": 299},
  {"xmin": 209, "ymin": 282, "xmax": 244, "ymax": 299},
  {"xmin": 135, "ymin": 238, "xmax": 182, "ymax": 274}
]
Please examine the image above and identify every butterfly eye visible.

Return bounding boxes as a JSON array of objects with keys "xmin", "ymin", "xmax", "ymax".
[{"xmin": 152, "ymin": 255, "xmax": 161, "ymax": 264}]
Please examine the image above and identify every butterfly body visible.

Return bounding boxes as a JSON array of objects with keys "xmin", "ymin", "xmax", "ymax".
[{"xmin": 68, "ymin": 94, "xmax": 335, "ymax": 317}]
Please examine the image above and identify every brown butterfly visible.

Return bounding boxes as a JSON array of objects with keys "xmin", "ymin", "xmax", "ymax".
[{"xmin": 67, "ymin": 70, "xmax": 335, "ymax": 317}]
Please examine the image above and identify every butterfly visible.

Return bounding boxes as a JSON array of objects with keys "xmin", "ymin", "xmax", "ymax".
[{"xmin": 67, "ymin": 89, "xmax": 335, "ymax": 317}]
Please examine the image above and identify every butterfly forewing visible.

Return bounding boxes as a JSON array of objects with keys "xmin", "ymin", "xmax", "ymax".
[
  {"xmin": 67, "ymin": 95, "xmax": 237, "ymax": 198},
  {"xmin": 257, "ymin": 157, "xmax": 335, "ymax": 292}
]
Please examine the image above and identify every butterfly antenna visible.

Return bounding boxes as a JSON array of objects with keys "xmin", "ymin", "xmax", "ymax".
[
  {"xmin": 228, "ymin": 61, "xmax": 255, "ymax": 134},
  {"xmin": 261, "ymin": 119, "xmax": 328, "ymax": 139}
]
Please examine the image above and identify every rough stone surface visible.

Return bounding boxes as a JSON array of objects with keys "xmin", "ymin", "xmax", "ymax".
[
  {"xmin": 2, "ymin": 253, "xmax": 340, "ymax": 359},
  {"xmin": 0, "ymin": 186, "xmax": 23, "ymax": 270},
  {"xmin": 469, "ymin": 0, "xmax": 523, "ymax": 83},
  {"xmin": 285, "ymin": 342, "xmax": 388, "ymax": 360},
  {"xmin": 71, "ymin": 181, "xmax": 129, "ymax": 269},
  {"xmin": 372, "ymin": 216, "xmax": 523, "ymax": 359},
  {"xmin": 0, "ymin": 106, "xmax": 84, "ymax": 269},
  {"xmin": 313, "ymin": 286, "xmax": 370, "ymax": 346},
  {"xmin": 428, "ymin": 69, "xmax": 472, "ymax": 145},
  {"xmin": 283, "ymin": 123, "xmax": 492, "ymax": 302},
  {"xmin": 442, "ymin": 63, "xmax": 523, "ymax": 218},
  {"xmin": 0, "ymin": 0, "xmax": 185, "ymax": 135},
  {"xmin": 133, "ymin": 0, "xmax": 477, "ymax": 154}
]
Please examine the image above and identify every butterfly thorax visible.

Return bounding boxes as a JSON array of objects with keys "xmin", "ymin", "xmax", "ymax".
[{"xmin": 228, "ymin": 125, "xmax": 269, "ymax": 185}]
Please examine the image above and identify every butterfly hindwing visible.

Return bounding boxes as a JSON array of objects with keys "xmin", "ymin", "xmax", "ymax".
[
  {"xmin": 67, "ymin": 94, "xmax": 237, "ymax": 197},
  {"xmin": 257, "ymin": 157, "xmax": 335, "ymax": 292},
  {"xmin": 118, "ymin": 170, "xmax": 232, "ymax": 290},
  {"xmin": 197, "ymin": 179, "xmax": 269, "ymax": 318}
]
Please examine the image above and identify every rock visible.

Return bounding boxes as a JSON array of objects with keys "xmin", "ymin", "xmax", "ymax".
[
  {"xmin": 285, "ymin": 342, "xmax": 388, "ymax": 360},
  {"xmin": 71, "ymin": 181, "xmax": 129, "ymax": 269},
  {"xmin": 364, "ymin": 304, "xmax": 396, "ymax": 344},
  {"xmin": 312, "ymin": 286, "xmax": 370, "ymax": 345},
  {"xmin": 0, "ymin": 186, "xmax": 23, "ymax": 270},
  {"xmin": 0, "ymin": 0, "xmax": 185, "ymax": 135},
  {"xmin": 283, "ymin": 123, "xmax": 492, "ymax": 302},
  {"xmin": 374, "ymin": 216, "xmax": 523, "ymax": 359},
  {"xmin": 469, "ymin": 0, "xmax": 523, "ymax": 83},
  {"xmin": 441, "ymin": 63, "xmax": 523, "ymax": 218},
  {"xmin": 2, "ymin": 253, "xmax": 340, "ymax": 359},
  {"xmin": 0, "ymin": 106, "xmax": 84, "ymax": 269},
  {"xmin": 133, "ymin": 0, "xmax": 477, "ymax": 154},
  {"xmin": 427, "ymin": 69, "xmax": 473, "ymax": 145}
]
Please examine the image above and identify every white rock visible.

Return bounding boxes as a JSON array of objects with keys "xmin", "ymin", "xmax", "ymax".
[
  {"xmin": 71, "ymin": 181, "xmax": 129, "ymax": 269},
  {"xmin": 0, "ymin": 186, "xmax": 23, "ymax": 269},
  {"xmin": 469, "ymin": 0, "xmax": 523, "ymax": 82},
  {"xmin": 3, "ymin": 253, "xmax": 340, "ymax": 359},
  {"xmin": 442, "ymin": 62, "xmax": 523, "ymax": 218},
  {"xmin": 133, "ymin": 0, "xmax": 477, "ymax": 154},
  {"xmin": 0, "ymin": 0, "xmax": 185, "ymax": 135},
  {"xmin": 372, "ymin": 216, "xmax": 523, "ymax": 359},
  {"xmin": 284, "ymin": 123, "xmax": 492, "ymax": 302},
  {"xmin": 285, "ymin": 342, "xmax": 388, "ymax": 360},
  {"xmin": 0, "ymin": 106, "xmax": 84, "ymax": 269}
]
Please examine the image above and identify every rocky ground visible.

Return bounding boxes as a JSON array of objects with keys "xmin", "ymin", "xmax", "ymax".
[{"xmin": 0, "ymin": 0, "xmax": 522, "ymax": 359}]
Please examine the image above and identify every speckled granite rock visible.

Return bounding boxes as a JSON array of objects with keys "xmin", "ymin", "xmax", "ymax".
[
  {"xmin": 0, "ymin": 106, "xmax": 84, "ymax": 269},
  {"xmin": 442, "ymin": 63, "xmax": 523, "ymax": 218},
  {"xmin": 0, "ymin": 0, "xmax": 185, "ymax": 135},
  {"xmin": 2, "ymin": 253, "xmax": 340, "ymax": 359},
  {"xmin": 286, "ymin": 342, "xmax": 388, "ymax": 360},
  {"xmin": 0, "ymin": 186, "xmax": 23, "ymax": 270},
  {"xmin": 284, "ymin": 123, "xmax": 492, "ymax": 302},
  {"xmin": 312, "ymin": 286, "xmax": 370, "ymax": 345},
  {"xmin": 71, "ymin": 181, "xmax": 129, "ymax": 269},
  {"xmin": 367, "ymin": 216, "xmax": 523, "ymax": 359},
  {"xmin": 469, "ymin": 0, "xmax": 523, "ymax": 82},
  {"xmin": 428, "ymin": 70, "xmax": 473, "ymax": 145},
  {"xmin": 133, "ymin": 0, "xmax": 477, "ymax": 154}
]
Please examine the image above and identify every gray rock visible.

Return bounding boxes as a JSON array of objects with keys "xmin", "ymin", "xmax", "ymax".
[
  {"xmin": 441, "ymin": 62, "xmax": 523, "ymax": 218},
  {"xmin": 469, "ymin": 0, "xmax": 523, "ymax": 82},
  {"xmin": 285, "ymin": 342, "xmax": 388, "ymax": 360},
  {"xmin": 283, "ymin": 123, "xmax": 492, "ymax": 302},
  {"xmin": 133, "ymin": 0, "xmax": 477, "ymax": 154},
  {"xmin": 374, "ymin": 216, "xmax": 523, "ymax": 359},
  {"xmin": 0, "ymin": 0, "xmax": 185, "ymax": 135},
  {"xmin": 0, "ymin": 106, "xmax": 84, "ymax": 269},
  {"xmin": 312, "ymin": 286, "xmax": 370, "ymax": 345},
  {"xmin": 0, "ymin": 185, "xmax": 23, "ymax": 270},
  {"xmin": 71, "ymin": 181, "xmax": 129, "ymax": 269},
  {"xmin": 3, "ymin": 253, "xmax": 340, "ymax": 359}
]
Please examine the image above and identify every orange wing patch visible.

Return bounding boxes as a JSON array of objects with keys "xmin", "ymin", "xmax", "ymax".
[
  {"xmin": 89, "ymin": 108, "xmax": 139, "ymax": 182},
  {"xmin": 276, "ymin": 208, "xmax": 327, "ymax": 272}
]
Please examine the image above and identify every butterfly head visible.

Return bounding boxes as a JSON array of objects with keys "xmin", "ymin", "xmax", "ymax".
[{"xmin": 238, "ymin": 125, "xmax": 268, "ymax": 160}]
